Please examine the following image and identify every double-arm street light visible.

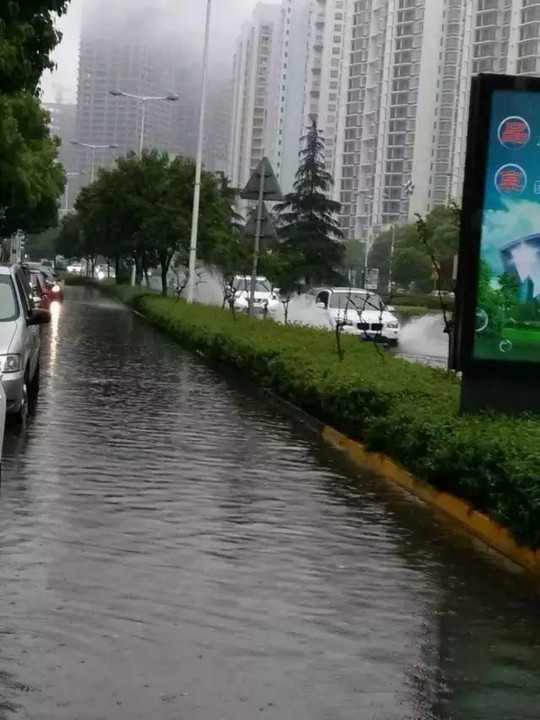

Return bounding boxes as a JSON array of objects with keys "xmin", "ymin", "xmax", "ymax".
[
  {"xmin": 70, "ymin": 141, "xmax": 119, "ymax": 184},
  {"xmin": 109, "ymin": 89, "xmax": 179, "ymax": 155}
]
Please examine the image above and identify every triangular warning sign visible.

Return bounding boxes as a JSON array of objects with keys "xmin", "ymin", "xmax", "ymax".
[
  {"xmin": 241, "ymin": 157, "xmax": 283, "ymax": 201},
  {"xmin": 243, "ymin": 202, "xmax": 277, "ymax": 240}
]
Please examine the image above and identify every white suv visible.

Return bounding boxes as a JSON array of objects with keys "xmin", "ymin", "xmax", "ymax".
[
  {"xmin": 229, "ymin": 275, "xmax": 280, "ymax": 316},
  {"xmin": 314, "ymin": 287, "xmax": 400, "ymax": 346}
]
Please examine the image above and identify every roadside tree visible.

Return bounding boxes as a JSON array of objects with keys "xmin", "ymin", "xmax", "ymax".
[{"xmin": 276, "ymin": 120, "xmax": 344, "ymax": 285}]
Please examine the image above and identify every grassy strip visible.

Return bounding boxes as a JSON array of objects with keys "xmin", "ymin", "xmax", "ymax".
[
  {"xmin": 107, "ymin": 286, "xmax": 540, "ymax": 549},
  {"xmin": 394, "ymin": 306, "xmax": 432, "ymax": 318}
]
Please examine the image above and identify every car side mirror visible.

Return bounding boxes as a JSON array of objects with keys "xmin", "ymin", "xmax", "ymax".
[
  {"xmin": 27, "ymin": 308, "xmax": 51, "ymax": 326},
  {"xmin": 316, "ymin": 301, "xmax": 327, "ymax": 309}
]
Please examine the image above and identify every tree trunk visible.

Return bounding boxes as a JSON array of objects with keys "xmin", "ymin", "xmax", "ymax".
[
  {"xmin": 159, "ymin": 253, "xmax": 173, "ymax": 297},
  {"xmin": 161, "ymin": 266, "xmax": 168, "ymax": 297}
]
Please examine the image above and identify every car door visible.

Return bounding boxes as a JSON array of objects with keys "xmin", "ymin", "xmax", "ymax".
[{"xmin": 14, "ymin": 270, "xmax": 39, "ymax": 379}]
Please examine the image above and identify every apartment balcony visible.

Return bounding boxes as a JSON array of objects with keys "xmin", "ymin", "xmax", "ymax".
[{"xmin": 315, "ymin": 13, "xmax": 325, "ymax": 26}]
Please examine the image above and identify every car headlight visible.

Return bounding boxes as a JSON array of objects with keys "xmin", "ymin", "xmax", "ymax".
[
  {"xmin": 385, "ymin": 322, "xmax": 399, "ymax": 329},
  {"xmin": 1, "ymin": 354, "xmax": 21, "ymax": 373}
]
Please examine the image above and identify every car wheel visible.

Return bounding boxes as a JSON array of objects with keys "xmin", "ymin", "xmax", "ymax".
[
  {"xmin": 29, "ymin": 362, "xmax": 40, "ymax": 402},
  {"xmin": 388, "ymin": 339, "xmax": 399, "ymax": 348},
  {"xmin": 14, "ymin": 377, "xmax": 29, "ymax": 426}
]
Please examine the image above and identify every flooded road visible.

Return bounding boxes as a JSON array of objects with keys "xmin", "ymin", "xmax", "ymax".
[{"xmin": 0, "ymin": 288, "xmax": 539, "ymax": 719}]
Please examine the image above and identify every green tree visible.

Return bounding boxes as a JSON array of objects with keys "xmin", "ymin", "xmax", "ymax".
[
  {"xmin": 0, "ymin": 1, "xmax": 69, "ymax": 94},
  {"xmin": 392, "ymin": 246, "xmax": 432, "ymax": 292},
  {"xmin": 0, "ymin": 94, "xmax": 65, "ymax": 237},
  {"xmin": 65, "ymin": 151, "xmax": 235, "ymax": 294},
  {"xmin": 276, "ymin": 120, "xmax": 344, "ymax": 285}
]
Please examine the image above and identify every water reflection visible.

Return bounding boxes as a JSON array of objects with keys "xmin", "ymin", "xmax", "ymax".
[{"xmin": 0, "ymin": 288, "xmax": 537, "ymax": 720}]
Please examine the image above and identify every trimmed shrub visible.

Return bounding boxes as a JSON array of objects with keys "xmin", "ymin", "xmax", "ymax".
[{"xmin": 119, "ymin": 290, "xmax": 540, "ymax": 549}]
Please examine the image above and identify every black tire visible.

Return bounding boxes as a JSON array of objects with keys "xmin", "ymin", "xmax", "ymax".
[
  {"xmin": 388, "ymin": 339, "xmax": 399, "ymax": 348},
  {"xmin": 14, "ymin": 376, "xmax": 29, "ymax": 426},
  {"xmin": 29, "ymin": 361, "xmax": 40, "ymax": 402}
]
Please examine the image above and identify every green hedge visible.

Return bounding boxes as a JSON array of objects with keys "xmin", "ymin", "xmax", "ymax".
[
  {"xmin": 116, "ymin": 290, "xmax": 540, "ymax": 549},
  {"xmin": 383, "ymin": 294, "xmax": 455, "ymax": 311}
]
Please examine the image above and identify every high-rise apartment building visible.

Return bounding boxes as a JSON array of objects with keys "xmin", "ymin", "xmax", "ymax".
[
  {"xmin": 229, "ymin": 0, "xmax": 540, "ymax": 241},
  {"xmin": 338, "ymin": 0, "xmax": 470, "ymax": 239},
  {"xmin": 229, "ymin": 3, "xmax": 283, "ymax": 189},
  {"xmin": 302, "ymin": 0, "xmax": 352, "ymax": 193}
]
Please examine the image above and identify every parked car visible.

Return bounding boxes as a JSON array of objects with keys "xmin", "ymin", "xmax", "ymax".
[
  {"xmin": 0, "ymin": 378, "xmax": 6, "ymax": 468},
  {"xmin": 0, "ymin": 265, "xmax": 50, "ymax": 422},
  {"xmin": 25, "ymin": 262, "xmax": 64, "ymax": 303},
  {"xmin": 27, "ymin": 269, "xmax": 52, "ymax": 309},
  {"xmin": 313, "ymin": 287, "xmax": 400, "ymax": 346},
  {"xmin": 228, "ymin": 275, "xmax": 280, "ymax": 315},
  {"xmin": 67, "ymin": 262, "xmax": 83, "ymax": 274}
]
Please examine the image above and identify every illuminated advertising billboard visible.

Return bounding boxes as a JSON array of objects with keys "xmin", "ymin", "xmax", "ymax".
[
  {"xmin": 454, "ymin": 76, "xmax": 540, "ymax": 375},
  {"xmin": 455, "ymin": 75, "xmax": 540, "ymax": 412},
  {"xmin": 473, "ymin": 90, "xmax": 540, "ymax": 363}
]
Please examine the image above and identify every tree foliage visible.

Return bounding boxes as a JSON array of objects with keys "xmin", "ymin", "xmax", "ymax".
[
  {"xmin": 276, "ymin": 120, "xmax": 344, "ymax": 285},
  {"xmin": 59, "ymin": 151, "xmax": 244, "ymax": 295},
  {"xmin": 370, "ymin": 205, "xmax": 460, "ymax": 293},
  {"xmin": 0, "ymin": 0, "xmax": 70, "ymax": 94},
  {"xmin": 0, "ymin": 1, "xmax": 68, "ymax": 239},
  {"xmin": 0, "ymin": 94, "xmax": 65, "ymax": 237}
]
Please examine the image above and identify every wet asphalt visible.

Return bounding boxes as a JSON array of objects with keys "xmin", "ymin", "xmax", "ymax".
[{"xmin": 0, "ymin": 287, "xmax": 539, "ymax": 720}]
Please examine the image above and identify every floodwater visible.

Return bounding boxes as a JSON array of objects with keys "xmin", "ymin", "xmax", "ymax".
[{"xmin": 0, "ymin": 288, "xmax": 539, "ymax": 720}]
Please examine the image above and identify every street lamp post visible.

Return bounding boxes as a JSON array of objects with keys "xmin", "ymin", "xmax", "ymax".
[
  {"xmin": 187, "ymin": 0, "xmax": 213, "ymax": 305},
  {"xmin": 71, "ymin": 141, "xmax": 119, "ymax": 184},
  {"xmin": 109, "ymin": 90, "xmax": 179, "ymax": 288},
  {"xmin": 63, "ymin": 171, "xmax": 87, "ymax": 214},
  {"xmin": 109, "ymin": 89, "xmax": 179, "ymax": 156}
]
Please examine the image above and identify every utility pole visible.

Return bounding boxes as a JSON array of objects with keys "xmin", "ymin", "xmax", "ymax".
[
  {"xmin": 388, "ymin": 224, "xmax": 396, "ymax": 294},
  {"xmin": 187, "ymin": 0, "xmax": 213, "ymax": 304}
]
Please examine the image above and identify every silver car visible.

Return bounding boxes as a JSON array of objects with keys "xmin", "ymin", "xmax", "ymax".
[{"xmin": 0, "ymin": 265, "xmax": 50, "ymax": 421}]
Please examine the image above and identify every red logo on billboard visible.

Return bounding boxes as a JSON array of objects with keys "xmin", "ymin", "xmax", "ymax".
[
  {"xmin": 495, "ymin": 164, "xmax": 527, "ymax": 196},
  {"xmin": 498, "ymin": 116, "xmax": 531, "ymax": 149}
]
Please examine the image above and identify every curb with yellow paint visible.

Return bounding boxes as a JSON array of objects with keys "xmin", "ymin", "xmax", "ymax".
[
  {"xmin": 118, "ymin": 291, "xmax": 540, "ymax": 577},
  {"xmin": 322, "ymin": 425, "xmax": 540, "ymax": 575}
]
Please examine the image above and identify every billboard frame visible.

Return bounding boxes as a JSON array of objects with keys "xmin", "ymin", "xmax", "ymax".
[{"xmin": 455, "ymin": 73, "xmax": 540, "ymax": 413}]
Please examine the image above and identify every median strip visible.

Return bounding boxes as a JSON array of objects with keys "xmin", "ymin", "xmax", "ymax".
[{"xmin": 108, "ymin": 286, "xmax": 540, "ymax": 572}]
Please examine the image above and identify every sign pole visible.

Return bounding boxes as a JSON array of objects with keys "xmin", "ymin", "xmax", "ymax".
[{"xmin": 249, "ymin": 167, "xmax": 266, "ymax": 317}]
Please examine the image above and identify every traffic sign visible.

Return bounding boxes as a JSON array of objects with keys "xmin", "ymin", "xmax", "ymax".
[
  {"xmin": 241, "ymin": 157, "xmax": 283, "ymax": 201},
  {"xmin": 243, "ymin": 202, "xmax": 277, "ymax": 240}
]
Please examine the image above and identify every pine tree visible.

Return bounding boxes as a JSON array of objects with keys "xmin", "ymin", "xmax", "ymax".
[{"xmin": 276, "ymin": 120, "xmax": 344, "ymax": 285}]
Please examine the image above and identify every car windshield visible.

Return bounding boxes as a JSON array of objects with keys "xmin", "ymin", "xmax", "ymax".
[
  {"xmin": 329, "ymin": 292, "xmax": 384, "ymax": 312},
  {"xmin": 0, "ymin": 276, "xmax": 19, "ymax": 322}
]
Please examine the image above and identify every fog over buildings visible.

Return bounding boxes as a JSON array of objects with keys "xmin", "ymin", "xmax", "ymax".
[
  {"xmin": 43, "ymin": 0, "xmax": 268, "ymax": 207},
  {"xmin": 45, "ymin": 0, "xmax": 540, "ymax": 231}
]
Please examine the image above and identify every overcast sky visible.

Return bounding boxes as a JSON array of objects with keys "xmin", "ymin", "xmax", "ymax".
[{"xmin": 42, "ymin": 0, "xmax": 274, "ymax": 103}]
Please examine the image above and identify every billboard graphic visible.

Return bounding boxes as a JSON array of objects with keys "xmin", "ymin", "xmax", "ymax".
[{"xmin": 474, "ymin": 90, "xmax": 540, "ymax": 363}]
